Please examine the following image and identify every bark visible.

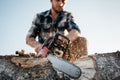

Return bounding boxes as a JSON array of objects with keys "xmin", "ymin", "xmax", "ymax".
[
  {"xmin": 93, "ymin": 51, "xmax": 120, "ymax": 80},
  {"xmin": 0, "ymin": 51, "xmax": 120, "ymax": 80},
  {"xmin": 0, "ymin": 56, "xmax": 60, "ymax": 80}
]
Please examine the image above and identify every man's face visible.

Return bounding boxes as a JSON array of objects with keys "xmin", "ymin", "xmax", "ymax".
[{"xmin": 51, "ymin": 0, "xmax": 67, "ymax": 13}]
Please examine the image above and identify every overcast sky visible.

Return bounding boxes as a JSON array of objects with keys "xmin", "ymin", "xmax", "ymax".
[{"xmin": 0, "ymin": 0, "xmax": 120, "ymax": 55}]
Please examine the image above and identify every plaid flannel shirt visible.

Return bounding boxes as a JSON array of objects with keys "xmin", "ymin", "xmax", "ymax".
[{"xmin": 26, "ymin": 10, "xmax": 80, "ymax": 44}]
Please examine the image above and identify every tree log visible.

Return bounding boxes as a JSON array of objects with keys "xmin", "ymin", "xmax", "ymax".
[
  {"xmin": 93, "ymin": 51, "xmax": 120, "ymax": 80},
  {"xmin": 0, "ymin": 51, "xmax": 120, "ymax": 80},
  {"xmin": 0, "ymin": 56, "xmax": 60, "ymax": 80}
]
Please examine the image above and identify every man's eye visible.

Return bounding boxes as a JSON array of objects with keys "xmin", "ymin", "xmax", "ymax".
[
  {"xmin": 56, "ymin": 0, "xmax": 66, "ymax": 4},
  {"xmin": 56, "ymin": 0, "xmax": 60, "ymax": 2},
  {"xmin": 62, "ymin": 0, "xmax": 66, "ymax": 3}
]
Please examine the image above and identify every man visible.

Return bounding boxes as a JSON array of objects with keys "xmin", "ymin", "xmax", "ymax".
[
  {"xmin": 26, "ymin": 0, "xmax": 88, "ymax": 79},
  {"xmin": 26, "ymin": 0, "xmax": 87, "ymax": 60}
]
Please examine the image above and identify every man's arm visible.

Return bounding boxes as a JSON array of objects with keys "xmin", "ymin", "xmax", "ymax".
[
  {"xmin": 26, "ymin": 26, "xmax": 42, "ymax": 52},
  {"xmin": 26, "ymin": 37, "xmax": 42, "ymax": 52},
  {"xmin": 66, "ymin": 13, "xmax": 81, "ymax": 43},
  {"xmin": 26, "ymin": 14, "xmax": 43, "ymax": 52},
  {"xmin": 66, "ymin": 29, "xmax": 80, "ymax": 43}
]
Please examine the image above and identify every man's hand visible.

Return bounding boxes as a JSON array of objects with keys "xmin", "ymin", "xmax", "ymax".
[
  {"xmin": 26, "ymin": 37, "xmax": 42, "ymax": 52},
  {"xmin": 35, "ymin": 44, "xmax": 41, "ymax": 53},
  {"xmin": 37, "ymin": 47, "xmax": 50, "ymax": 57}
]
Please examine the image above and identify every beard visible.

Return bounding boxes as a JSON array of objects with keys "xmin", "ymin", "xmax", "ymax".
[{"xmin": 52, "ymin": 5, "xmax": 63, "ymax": 14}]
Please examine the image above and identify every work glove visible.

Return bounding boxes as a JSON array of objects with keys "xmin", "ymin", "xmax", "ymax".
[
  {"xmin": 36, "ymin": 36, "xmax": 53, "ymax": 57},
  {"xmin": 37, "ymin": 47, "xmax": 50, "ymax": 57}
]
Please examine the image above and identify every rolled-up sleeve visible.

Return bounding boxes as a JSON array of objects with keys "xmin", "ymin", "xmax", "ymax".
[
  {"xmin": 66, "ymin": 13, "xmax": 81, "ymax": 33},
  {"xmin": 26, "ymin": 14, "xmax": 40, "ymax": 42}
]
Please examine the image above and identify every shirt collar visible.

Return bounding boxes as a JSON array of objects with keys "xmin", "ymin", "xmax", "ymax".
[
  {"xmin": 44, "ymin": 9, "xmax": 52, "ymax": 17},
  {"xmin": 44, "ymin": 9, "xmax": 66, "ymax": 17}
]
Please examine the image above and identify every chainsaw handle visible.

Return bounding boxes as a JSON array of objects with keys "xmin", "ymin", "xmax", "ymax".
[
  {"xmin": 42, "ymin": 36, "xmax": 54, "ymax": 48},
  {"xmin": 54, "ymin": 33, "xmax": 70, "ymax": 44}
]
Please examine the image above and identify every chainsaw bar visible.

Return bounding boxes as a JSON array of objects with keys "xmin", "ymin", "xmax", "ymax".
[{"xmin": 47, "ymin": 54, "xmax": 81, "ymax": 79}]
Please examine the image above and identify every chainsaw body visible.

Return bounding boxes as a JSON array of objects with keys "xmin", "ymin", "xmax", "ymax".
[{"xmin": 42, "ymin": 33, "xmax": 70, "ymax": 59}]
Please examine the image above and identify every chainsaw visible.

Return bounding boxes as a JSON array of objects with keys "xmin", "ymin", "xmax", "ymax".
[{"xmin": 37, "ymin": 33, "xmax": 81, "ymax": 79}]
